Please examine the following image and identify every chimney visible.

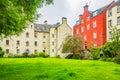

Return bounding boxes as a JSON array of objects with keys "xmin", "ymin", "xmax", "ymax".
[
  {"xmin": 84, "ymin": 5, "xmax": 88, "ymax": 12},
  {"xmin": 44, "ymin": 20, "xmax": 47, "ymax": 25},
  {"xmin": 62, "ymin": 17, "xmax": 67, "ymax": 24},
  {"xmin": 79, "ymin": 15, "xmax": 82, "ymax": 21}
]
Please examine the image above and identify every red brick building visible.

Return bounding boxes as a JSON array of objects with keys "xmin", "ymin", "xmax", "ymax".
[{"xmin": 73, "ymin": 1, "xmax": 114, "ymax": 49}]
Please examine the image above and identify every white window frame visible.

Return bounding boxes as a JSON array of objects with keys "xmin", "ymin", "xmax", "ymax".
[{"xmin": 93, "ymin": 32, "xmax": 97, "ymax": 39}]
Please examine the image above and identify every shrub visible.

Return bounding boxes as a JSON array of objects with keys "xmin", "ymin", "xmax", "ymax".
[
  {"xmin": 102, "ymin": 41, "xmax": 120, "ymax": 58},
  {"xmin": 13, "ymin": 54, "xmax": 23, "ymax": 58},
  {"xmin": 55, "ymin": 55, "xmax": 60, "ymax": 58},
  {"xmin": 72, "ymin": 54, "xmax": 80, "ymax": 59},
  {"xmin": 112, "ymin": 55, "xmax": 120, "ymax": 64},
  {"xmin": 28, "ymin": 53, "xmax": 38, "ymax": 58},
  {"xmin": 39, "ymin": 52, "xmax": 49, "ymax": 58},
  {"xmin": 22, "ymin": 52, "xmax": 28, "ymax": 57},
  {"xmin": 90, "ymin": 48, "xmax": 101, "ymax": 60},
  {"xmin": 0, "ymin": 47, "xmax": 5, "ymax": 58},
  {"xmin": 4, "ymin": 53, "xmax": 14, "ymax": 58}
]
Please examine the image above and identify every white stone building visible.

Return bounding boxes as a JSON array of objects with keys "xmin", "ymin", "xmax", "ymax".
[
  {"xmin": 0, "ymin": 17, "xmax": 72, "ymax": 57},
  {"xmin": 107, "ymin": 0, "xmax": 120, "ymax": 41}
]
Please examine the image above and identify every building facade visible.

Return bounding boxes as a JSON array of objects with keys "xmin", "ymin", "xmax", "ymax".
[
  {"xmin": 73, "ymin": 1, "xmax": 114, "ymax": 49},
  {"xmin": 107, "ymin": 0, "xmax": 120, "ymax": 41},
  {"xmin": 0, "ymin": 17, "xmax": 72, "ymax": 57},
  {"xmin": 0, "ymin": 23, "xmax": 35, "ymax": 54}
]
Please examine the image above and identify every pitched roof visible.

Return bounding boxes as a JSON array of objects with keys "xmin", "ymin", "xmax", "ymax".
[
  {"xmin": 91, "ymin": 5, "xmax": 107, "ymax": 17},
  {"xmin": 108, "ymin": 0, "xmax": 120, "ymax": 9},
  {"xmin": 34, "ymin": 23, "xmax": 60, "ymax": 32},
  {"xmin": 34, "ymin": 24, "xmax": 51, "ymax": 32}
]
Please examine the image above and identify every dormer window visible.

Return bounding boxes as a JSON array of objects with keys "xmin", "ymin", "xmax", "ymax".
[{"xmin": 81, "ymin": 19, "xmax": 84, "ymax": 23}]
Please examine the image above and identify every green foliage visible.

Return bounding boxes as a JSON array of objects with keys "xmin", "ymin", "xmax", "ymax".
[
  {"xmin": 0, "ymin": 47, "xmax": 5, "ymax": 57},
  {"xmin": 102, "ymin": 41, "xmax": 120, "ymax": 58},
  {"xmin": 62, "ymin": 35, "xmax": 82, "ymax": 54},
  {"xmin": 0, "ymin": 58, "xmax": 120, "ymax": 80},
  {"xmin": 4, "ymin": 53, "xmax": 14, "ymax": 58},
  {"xmin": 39, "ymin": 52, "xmax": 49, "ymax": 58},
  {"xmin": 72, "ymin": 54, "xmax": 80, "ymax": 59},
  {"xmin": 0, "ymin": 0, "xmax": 53, "ymax": 38},
  {"xmin": 90, "ymin": 48, "xmax": 101, "ymax": 60}
]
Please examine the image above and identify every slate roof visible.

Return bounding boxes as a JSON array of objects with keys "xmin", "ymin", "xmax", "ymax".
[
  {"xmin": 34, "ymin": 24, "xmax": 51, "ymax": 32},
  {"xmin": 91, "ymin": 5, "xmax": 107, "ymax": 17},
  {"xmin": 34, "ymin": 23, "xmax": 60, "ymax": 32}
]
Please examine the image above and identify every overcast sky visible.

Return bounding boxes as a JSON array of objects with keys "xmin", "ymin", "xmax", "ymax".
[{"xmin": 36, "ymin": 0, "xmax": 115, "ymax": 27}]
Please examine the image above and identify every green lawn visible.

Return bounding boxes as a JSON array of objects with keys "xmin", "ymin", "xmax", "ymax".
[{"xmin": 0, "ymin": 58, "xmax": 120, "ymax": 80}]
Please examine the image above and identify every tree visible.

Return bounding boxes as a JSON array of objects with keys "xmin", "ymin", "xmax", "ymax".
[
  {"xmin": 109, "ymin": 26, "xmax": 120, "ymax": 43},
  {"xmin": 102, "ymin": 26, "xmax": 120, "ymax": 57},
  {"xmin": 0, "ymin": 0, "xmax": 53, "ymax": 38},
  {"xmin": 62, "ymin": 35, "xmax": 82, "ymax": 54}
]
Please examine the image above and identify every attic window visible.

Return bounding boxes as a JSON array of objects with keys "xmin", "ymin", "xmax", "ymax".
[
  {"xmin": 81, "ymin": 19, "xmax": 84, "ymax": 23},
  {"xmin": 93, "ymin": 11, "xmax": 97, "ymax": 16}
]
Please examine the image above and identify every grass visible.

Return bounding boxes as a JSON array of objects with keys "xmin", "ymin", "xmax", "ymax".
[{"xmin": 0, "ymin": 58, "xmax": 120, "ymax": 80}]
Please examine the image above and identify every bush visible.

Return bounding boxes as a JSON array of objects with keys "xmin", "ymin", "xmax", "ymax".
[
  {"xmin": 72, "ymin": 54, "xmax": 80, "ymax": 59},
  {"xmin": 102, "ymin": 41, "xmax": 120, "ymax": 58},
  {"xmin": 112, "ymin": 56, "xmax": 120, "ymax": 64},
  {"xmin": 90, "ymin": 48, "xmax": 101, "ymax": 60},
  {"xmin": 55, "ymin": 55, "xmax": 60, "ymax": 58},
  {"xmin": 0, "ymin": 47, "xmax": 5, "ymax": 58},
  {"xmin": 4, "ymin": 53, "xmax": 14, "ymax": 58},
  {"xmin": 28, "ymin": 53, "xmax": 38, "ymax": 58},
  {"xmin": 13, "ymin": 54, "xmax": 24, "ymax": 58},
  {"xmin": 39, "ymin": 52, "xmax": 49, "ymax": 58}
]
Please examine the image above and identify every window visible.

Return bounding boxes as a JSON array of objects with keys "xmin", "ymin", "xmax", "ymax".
[
  {"xmin": 34, "ymin": 50, "xmax": 37, "ymax": 53},
  {"xmin": 34, "ymin": 33, "xmax": 37, "ymax": 38},
  {"xmin": 6, "ymin": 40, "xmax": 9, "ymax": 45},
  {"xmin": 26, "ymin": 41, "xmax": 29, "ymax": 46},
  {"xmin": 52, "ymin": 41, "xmax": 54, "ymax": 45},
  {"xmin": 108, "ymin": 9, "xmax": 112, "ymax": 16},
  {"xmin": 108, "ymin": 20, "xmax": 112, "ymax": 27},
  {"xmin": 26, "ymin": 49, "xmax": 29, "ymax": 54},
  {"xmin": 84, "ymin": 35, "xmax": 87, "ymax": 41},
  {"xmin": 81, "ymin": 27, "xmax": 84, "ymax": 32},
  {"xmin": 87, "ymin": 16, "xmax": 90, "ymax": 21},
  {"xmin": 117, "ymin": 5, "xmax": 120, "ymax": 13},
  {"xmin": 52, "ymin": 34, "xmax": 54, "ymax": 38},
  {"xmin": 93, "ymin": 32, "xmax": 97, "ymax": 39},
  {"xmin": 109, "ymin": 31, "xmax": 112, "ymax": 39},
  {"xmin": 52, "ymin": 49, "xmax": 54, "ymax": 53},
  {"xmin": 16, "ymin": 49, "xmax": 20, "ymax": 54},
  {"xmin": 117, "ymin": 17, "xmax": 120, "ymax": 25},
  {"xmin": 16, "ymin": 40, "xmax": 20, "ymax": 46},
  {"xmin": 31, "ymin": 25, "xmax": 33, "ymax": 29},
  {"xmin": 35, "ymin": 41, "xmax": 37, "ymax": 46},
  {"xmin": 6, "ymin": 49, "xmax": 9, "ymax": 54},
  {"xmin": 26, "ymin": 32, "xmax": 29, "ymax": 38},
  {"xmin": 77, "ymin": 29, "xmax": 79, "ymax": 34},
  {"xmin": 43, "ymin": 42, "xmax": 46, "ymax": 48},
  {"xmin": 93, "ymin": 21, "xmax": 96, "ymax": 28},
  {"xmin": 43, "ymin": 34, "xmax": 46, "ymax": 38},
  {"xmin": 87, "ymin": 24, "xmax": 90, "ymax": 30}
]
